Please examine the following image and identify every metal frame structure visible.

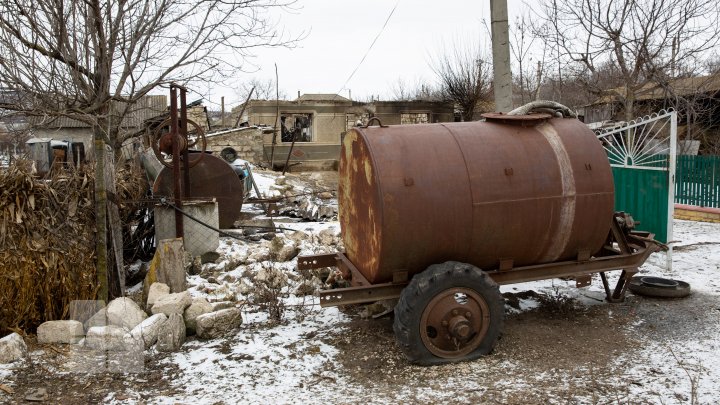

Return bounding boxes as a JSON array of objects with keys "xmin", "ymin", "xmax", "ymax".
[
  {"xmin": 299, "ymin": 213, "xmax": 664, "ymax": 307},
  {"xmin": 595, "ymin": 110, "xmax": 677, "ymax": 270}
]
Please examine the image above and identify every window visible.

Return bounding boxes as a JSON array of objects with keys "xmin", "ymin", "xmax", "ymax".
[{"xmin": 280, "ymin": 113, "xmax": 313, "ymax": 142}]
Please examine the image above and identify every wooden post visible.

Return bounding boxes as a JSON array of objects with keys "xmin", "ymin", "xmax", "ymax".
[
  {"xmin": 221, "ymin": 96, "xmax": 226, "ymax": 127},
  {"xmin": 105, "ymin": 147, "xmax": 124, "ymax": 298},
  {"xmin": 94, "ymin": 139, "xmax": 108, "ymax": 302}
]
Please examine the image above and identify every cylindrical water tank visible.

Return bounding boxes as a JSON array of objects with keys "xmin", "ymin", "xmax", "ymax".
[{"xmin": 339, "ymin": 116, "xmax": 615, "ymax": 284}]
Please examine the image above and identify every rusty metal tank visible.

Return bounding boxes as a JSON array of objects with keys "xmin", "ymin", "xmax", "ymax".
[
  {"xmin": 153, "ymin": 152, "xmax": 244, "ymax": 228},
  {"xmin": 339, "ymin": 115, "xmax": 615, "ymax": 284}
]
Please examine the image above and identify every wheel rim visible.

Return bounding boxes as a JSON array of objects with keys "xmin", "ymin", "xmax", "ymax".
[
  {"xmin": 152, "ymin": 117, "xmax": 207, "ymax": 169},
  {"xmin": 420, "ymin": 287, "xmax": 491, "ymax": 359}
]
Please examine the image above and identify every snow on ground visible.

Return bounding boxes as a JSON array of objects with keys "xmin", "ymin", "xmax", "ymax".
[
  {"xmin": 156, "ymin": 307, "xmax": 346, "ymax": 404},
  {"xmin": 135, "ymin": 209, "xmax": 719, "ymax": 404},
  {"xmin": 5, "ymin": 168, "xmax": 714, "ymax": 404},
  {"xmin": 139, "ymin": 170, "xmax": 720, "ymax": 404}
]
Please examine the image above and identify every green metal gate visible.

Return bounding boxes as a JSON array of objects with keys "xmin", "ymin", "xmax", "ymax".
[
  {"xmin": 595, "ymin": 110, "xmax": 676, "ymax": 267},
  {"xmin": 611, "ymin": 166, "xmax": 669, "ymax": 242}
]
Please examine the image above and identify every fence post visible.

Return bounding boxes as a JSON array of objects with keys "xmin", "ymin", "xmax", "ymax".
[{"xmin": 666, "ymin": 111, "xmax": 677, "ymax": 271}]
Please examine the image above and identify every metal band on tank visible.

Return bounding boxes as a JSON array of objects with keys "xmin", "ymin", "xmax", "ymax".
[{"xmin": 535, "ymin": 122, "xmax": 577, "ymax": 262}]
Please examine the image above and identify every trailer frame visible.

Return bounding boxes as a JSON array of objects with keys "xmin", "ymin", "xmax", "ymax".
[{"xmin": 298, "ymin": 213, "xmax": 665, "ymax": 307}]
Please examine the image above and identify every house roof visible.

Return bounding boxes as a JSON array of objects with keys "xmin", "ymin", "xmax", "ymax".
[
  {"xmin": 295, "ymin": 94, "xmax": 350, "ymax": 102},
  {"xmin": 589, "ymin": 73, "xmax": 720, "ymax": 106},
  {"xmin": 30, "ymin": 95, "xmax": 167, "ymax": 129}
]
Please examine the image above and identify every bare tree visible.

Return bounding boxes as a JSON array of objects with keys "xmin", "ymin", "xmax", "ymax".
[
  {"xmin": 389, "ymin": 77, "xmax": 441, "ymax": 101},
  {"xmin": 510, "ymin": 15, "xmax": 547, "ymax": 105},
  {"xmin": 0, "ymin": 0, "xmax": 298, "ymax": 300},
  {"xmin": 236, "ymin": 77, "xmax": 287, "ymax": 101},
  {"xmin": 430, "ymin": 39, "xmax": 493, "ymax": 121},
  {"xmin": 538, "ymin": 0, "xmax": 720, "ymax": 121},
  {"xmin": 0, "ymin": 0, "xmax": 298, "ymax": 152}
]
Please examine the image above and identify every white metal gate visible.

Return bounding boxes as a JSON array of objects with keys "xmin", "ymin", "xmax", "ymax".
[{"xmin": 593, "ymin": 110, "xmax": 677, "ymax": 269}]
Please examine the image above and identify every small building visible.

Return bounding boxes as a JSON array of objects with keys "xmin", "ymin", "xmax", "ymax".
[
  {"xmin": 580, "ymin": 74, "xmax": 720, "ymax": 154},
  {"xmin": 30, "ymin": 95, "xmax": 168, "ymax": 160},
  {"xmin": 239, "ymin": 94, "xmax": 454, "ymax": 170}
]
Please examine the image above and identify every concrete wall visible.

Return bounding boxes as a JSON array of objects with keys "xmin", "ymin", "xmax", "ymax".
[
  {"xmin": 371, "ymin": 101, "xmax": 455, "ymax": 125},
  {"xmin": 247, "ymin": 99, "xmax": 454, "ymax": 145},
  {"xmin": 154, "ymin": 200, "xmax": 220, "ymax": 256},
  {"xmin": 246, "ymin": 97, "xmax": 455, "ymax": 171},
  {"xmin": 247, "ymin": 101, "xmax": 350, "ymax": 145}
]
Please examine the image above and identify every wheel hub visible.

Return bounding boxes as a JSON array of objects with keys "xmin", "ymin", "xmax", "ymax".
[
  {"xmin": 448, "ymin": 315, "xmax": 471, "ymax": 339},
  {"xmin": 419, "ymin": 287, "xmax": 491, "ymax": 358}
]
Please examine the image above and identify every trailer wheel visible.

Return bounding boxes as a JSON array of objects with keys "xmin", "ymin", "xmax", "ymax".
[{"xmin": 393, "ymin": 261, "xmax": 504, "ymax": 365}]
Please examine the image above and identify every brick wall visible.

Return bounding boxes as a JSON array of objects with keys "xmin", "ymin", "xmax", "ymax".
[{"xmin": 674, "ymin": 204, "xmax": 720, "ymax": 223}]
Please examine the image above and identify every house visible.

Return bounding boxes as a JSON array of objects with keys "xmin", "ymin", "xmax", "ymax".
[
  {"xmin": 29, "ymin": 95, "xmax": 168, "ymax": 160},
  {"xmin": 236, "ymin": 93, "xmax": 455, "ymax": 170},
  {"xmin": 0, "ymin": 113, "xmax": 30, "ymax": 158},
  {"xmin": 580, "ymin": 73, "xmax": 720, "ymax": 154}
]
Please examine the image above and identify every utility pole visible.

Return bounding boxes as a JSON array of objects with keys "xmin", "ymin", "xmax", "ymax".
[{"xmin": 490, "ymin": 0, "xmax": 513, "ymax": 112}]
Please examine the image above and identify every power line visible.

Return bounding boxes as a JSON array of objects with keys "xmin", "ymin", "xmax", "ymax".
[{"xmin": 337, "ymin": 0, "xmax": 401, "ymax": 97}]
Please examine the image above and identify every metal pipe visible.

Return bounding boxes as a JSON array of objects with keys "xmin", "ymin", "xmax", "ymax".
[
  {"xmin": 180, "ymin": 87, "xmax": 190, "ymax": 199},
  {"xmin": 170, "ymin": 86, "xmax": 183, "ymax": 239}
]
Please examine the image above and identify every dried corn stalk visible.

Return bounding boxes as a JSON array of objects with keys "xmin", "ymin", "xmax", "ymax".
[{"xmin": 0, "ymin": 160, "xmax": 98, "ymax": 336}]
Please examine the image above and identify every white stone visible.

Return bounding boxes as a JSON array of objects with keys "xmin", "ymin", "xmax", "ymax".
[
  {"xmin": 106, "ymin": 297, "xmax": 148, "ymax": 330},
  {"xmin": 0, "ymin": 333, "xmax": 27, "ymax": 363},
  {"xmin": 146, "ymin": 282, "xmax": 170, "ymax": 310},
  {"xmin": 84, "ymin": 307, "xmax": 109, "ymax": 330},
  {"xmin": 209, "ymin": 301, "xmax": 235, "ymax": 311},
  {"xmin": 128, "ymin": 313, "xmax": 168, "ymax": 349},
  {"xmin": 184, "ymin": 297, "xmax": 213, "ymax": 335},
  {"xmin": 270, "ymin": 238, "xmax": 299, "ymax": 262},
  {"xmin": 151, "ymin": 291, "xmax": 192, "ymax": 316},
  {"xmin": 318, "ymin": 228, "xmax": 340, "ymax": 246},
  {"xmin": 255, "ymin": 267, "xmax": 288, "ymax": 289},
  {"xmin": 156, "ymin": 313, "xmax": 186, "ymax": 352},
  {"xmin": 85, "ymin": 326, "xmax": 130, "ymax": 351},
  {"xmin": 196, "ymin": 308, "xmax": 243, "ymax": 340},
  {"xmin": 37, "ymin": 320, "xmax": 84, "ymax": 344}
]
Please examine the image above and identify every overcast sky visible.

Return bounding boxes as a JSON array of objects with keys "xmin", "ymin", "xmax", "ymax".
[{"xmin": 191, "ymin": 0, "xmax": 526, "ymax": 110}]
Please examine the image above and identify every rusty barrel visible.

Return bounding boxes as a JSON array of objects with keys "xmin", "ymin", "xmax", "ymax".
[{"xmin": 339, "ymin": 116, "xmax": 615, "ymax": 284}]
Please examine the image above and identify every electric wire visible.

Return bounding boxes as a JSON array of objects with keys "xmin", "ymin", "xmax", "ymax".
[{"xmin": 336, "ymin": 0, "xmax": 401, "ymax": 96}]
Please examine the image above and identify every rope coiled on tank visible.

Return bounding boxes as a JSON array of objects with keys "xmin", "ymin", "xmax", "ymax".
[{"xmin": 507, "ymin": 100, "xmax": 577, "ymax": 118}]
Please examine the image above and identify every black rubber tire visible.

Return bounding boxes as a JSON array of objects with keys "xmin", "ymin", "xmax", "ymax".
[
  {"xmin": 629, "ymin": 276, "xmax": 691, "ymax": 298},
  {"xmin": 393, "ymin": 261, "xmax": 504, "ymax": 365},
  {"xmin": 220, "ymin": 147, "xmax": 238, "ymax": 163}
]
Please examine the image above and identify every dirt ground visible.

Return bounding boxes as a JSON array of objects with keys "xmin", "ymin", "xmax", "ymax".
[{"xmin": 3, "ymin": 287, "xmax": 715, "ymax": 405}]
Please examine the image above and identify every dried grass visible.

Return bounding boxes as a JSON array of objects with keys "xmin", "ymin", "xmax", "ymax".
[{"xmin": 0, "ymin": 160, "xmax": 98, "ymax": 336}]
